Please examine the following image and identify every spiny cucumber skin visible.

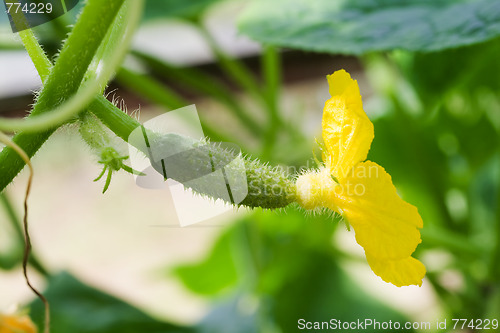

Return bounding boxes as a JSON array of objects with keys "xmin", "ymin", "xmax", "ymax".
[
  {"xmin": 145, "ymin": 134, "xmax": 296, "ymax": 209},
  {"xmin": 240, "ymin": 159, "xmax": 296, "ymax": 208},
  {"xmin": 79, "ymin": 112, "xmax": 111, "ymax": 152}
]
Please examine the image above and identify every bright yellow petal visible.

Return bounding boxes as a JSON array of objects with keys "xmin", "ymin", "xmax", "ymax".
[
  {"xmin": 330, "ymin": 161, "xmax": 423, "ymax": 260},
  {"xmin": 327, "ymin": 69, "xmax": 360, "ymax": 98},
  {"xmin": 366, "ymin": 255, "xmax": 426, "ymax": 287},
  {"xmin": 0, "ymin": 314, "xmax": 37, "ymax": 333},
  {"xmin": 322, "ymin": 70, "xmax": 374, "ymax": 181}
]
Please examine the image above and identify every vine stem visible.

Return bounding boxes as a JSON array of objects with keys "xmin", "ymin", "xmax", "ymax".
[
  {"xmin": 0, "ymin": 0, "xmax": 131, "ymax": 192},
  {"xmin": 0, "ymin": 0, "xmax": 143, "ymax": 132},
  {"xmin": 0, "ymin": 131, "xmax": 50, "ymax": 333},
  {"xmin": 15, "ymin": 17, "xmax": 52, "ymax": 82},
  {"xmin": 0, "ymin": 0, "xmax": 298, "ymax": 210}
]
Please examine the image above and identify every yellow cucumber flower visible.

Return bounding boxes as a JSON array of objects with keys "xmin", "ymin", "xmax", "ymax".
[
  {"xmin": 0, "ymin": 313, "xmax": 37, "ymax": 333},
  {"xmin": 296, "ymin": 70, "xmax": 426, "ymax": 287}
]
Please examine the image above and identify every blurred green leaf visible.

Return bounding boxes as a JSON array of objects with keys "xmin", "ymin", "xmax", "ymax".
[
  {"xmin": 248, "ymin": 208, "xmax": 339, "ymax": 295},
  {"xmin": 142, "ymin": 0, "xmax": 224, "ymax": 22},
  {"xmin": 174, "ymin": 207, "xmax": 415, "ymax": 332},
  {"xmin": 440, "ymin": 109, "xmax": 498, "ymax": 171},
  {"xmin": 238, "ymin": 0, "xmax": 500, "ymax": 55},
  {"xmin": 272, "ymin": 253, "xmax": 415, "ymax": 333},
  {"xmin": 367, "ymin": 111, "xmax": 451, "ymax": 228},
  {"xmin": 396, "ymin": 38, "xmax": 500, "ymax": 101},
  {"xmin": 0, "ymin": 248, "xmax": 22, "ymax": 270},
  {"xmin": 244, "ymin": 208, "xmax": 415, "ymax": 332},
  {"xmin": 30, "ymin": 272, "xmax": 194, "ymax": 333},
  {"xmin": 468, "ymin": 154, "xmax": 499, "ymax": 235},
  {"xmin": 172, "ymin": 231, "xmax": 239, "ymax": 296}
]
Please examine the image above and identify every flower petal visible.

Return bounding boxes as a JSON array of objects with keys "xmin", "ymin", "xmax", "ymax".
[
  {"xmin": 322, "ymin": 70, "xmax": 374, "ymax": 181},
  {"xmin": 327, "ymin": 69, "xmax": 361, "ymax": 98},
  {"xmin": 331, "ymin": 161, "xmax": 423, "ymax": 260},
  {"xmin": 366, "ymin": 255, "xmax": 426, "ymax": 287},
  {"xmin": 0, "ymin": 314, "xmax": 37, "ymax": 333}
]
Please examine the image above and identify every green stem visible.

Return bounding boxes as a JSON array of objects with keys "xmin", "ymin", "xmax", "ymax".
[
  {"xmin": 0, "ymin": 40, "xmax": 24, "ymax": 50},
  {"xmin": 261, "ymin": 45, "xmax": 281, "ymax": 159},
  {"xmin": 0, "ymin": 192, "xmax": 49, "ymax": 277},
  {"xmin": 90, "ymin": 95, "xmax": 233, "ymax": 155},
  {"xmin": 89, "ymin": 95, "xmax": 141, "ymax": 142},
  {"xmin": 0, "ymin": 0, "xmax": 143, "ymax": 132},
  {"xmin": 262, "ymin": 46, "xmax": 280, "ymax": 111},
  {"xmin": 0, "ymin": 0, "xmax": 126, "ymax": 192},
  {"xmin": 131, "ymin": 50, "xmax": 262, "ymax": 137},
  {"xmin": 17, "ymin": 29, "xmax": 52, "ymax": 82},
  {"xmin": 0, "ymin": 1, "xmax": 297, "ymax": 209},
  {"xmin": 7, "ymin": 0, "xmax": 51, "ymax": 79}
]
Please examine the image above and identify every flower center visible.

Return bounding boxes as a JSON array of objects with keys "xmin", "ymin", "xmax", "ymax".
[{"xmin": 295, "ymin": 168, "xmax": 339, "ymax": 211}]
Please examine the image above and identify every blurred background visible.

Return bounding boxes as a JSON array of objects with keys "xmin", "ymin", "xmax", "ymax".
[{"xmin": 1, "ymin": 0, "xmax": 499, "ymax": 332}]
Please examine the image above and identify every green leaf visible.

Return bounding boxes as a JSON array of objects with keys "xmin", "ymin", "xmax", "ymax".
[
  {"xmin": 30, "ymin": 272, "xmax": 195, "ymax": 333},
  {"xmin": 0, "ymin": 248, "xmax": 22, "ymax": 270},
  {"xmin": 272, "ymin": 253, "xmax": 415, "ymax": 333},
  {"xmin": 237, "ymin": 208, "xmax": 414, "ymax": 332},
  {"xmin": 172, "ymin": 231, "xmax": 239, "ymax": 296},
  {"xmin": 238, "ymin": 0, "xmax": 500, "ymax": 54},
  {"xmin": 396, "ymin": 38, "xmax": 500, "ymax": 101},
  {"xmin": 173, "ymin": 207, "xmax": 415, "ymax": 332},
  {"xmin": 142, "ymin": 0, "xmax": 224, "ymax": 22}
]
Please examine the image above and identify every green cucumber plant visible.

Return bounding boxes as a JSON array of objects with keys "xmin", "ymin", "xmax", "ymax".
[
  {"xmin": 0, "ymin": 1, "xmax": 300, "ymax": 331},
  {"xmin": 1, "ymin": 0, "xmax": 500, "ymax": 331},
  {"xmin": 0, "ymin": 0, "xmax": 297, "ymax": 208}
]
